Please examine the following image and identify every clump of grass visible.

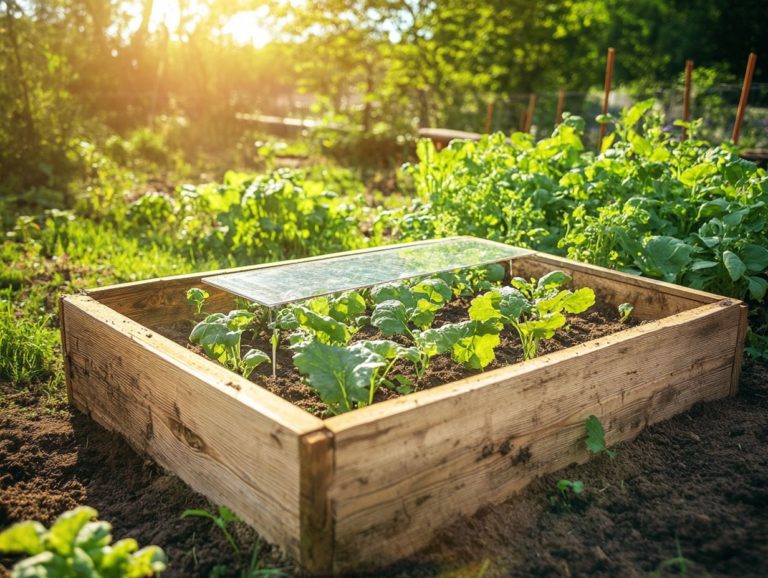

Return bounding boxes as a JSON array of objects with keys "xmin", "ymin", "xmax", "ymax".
[{"xmin": 0, "ymin": 289, "xmax": 60, "ymax": 385}]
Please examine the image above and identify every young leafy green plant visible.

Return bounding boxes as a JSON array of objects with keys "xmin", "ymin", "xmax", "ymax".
[
  {"xmin": 349, "ymin": 339, "xmax": 420, "ymax": 404},
  {"xmin": 190, "ymin": 310, "xmax": 270, "ymax": 377},
  {"xmin": 181, "ymin": 506, "xmax": 286, "ymax": 578},
  {"xmin": 409, "ymin": 319, "xmax": 502, "ymax": 375},
  {"xmin": 292, "ymin": 340, "xmax": 386, "ymax": 414},
  {"xmin": 186, "ymin": 287, "xmax": 209, "ymax": 315},
  {"xmin": 0, "ymin": 506, "xmax": 166, "ymax": 578},
  {"xmin": 470, "ymin": 271, "xmax": 595, "ymax": 360},
  {"xmin": 618, "ymin": 302, "xmax": 634, "ymax": 323},
  {"xmin": 585, "ymin": 414, "xmax": 617, "ymax": 459},
  {"xmin": 370, "ymin": 278, "xmax": 453, "ymax": 337},
  {"xmin": 549, "ymin": 479, "xmax": 585, "ymax": 509}
]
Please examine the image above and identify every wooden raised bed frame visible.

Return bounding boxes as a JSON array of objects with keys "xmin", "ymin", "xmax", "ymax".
[{"xmin": 59, "ymin": 238, "xmax": 748, "ymax": 575}]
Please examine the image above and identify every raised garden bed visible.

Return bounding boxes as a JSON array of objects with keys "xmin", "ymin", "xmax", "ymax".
[{"xmin": 59, "ymin": 237, "xmax": 748, "ymax": 575}]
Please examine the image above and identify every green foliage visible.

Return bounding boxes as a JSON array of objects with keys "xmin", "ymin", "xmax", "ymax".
[
  {"xmin": 0, "ymin": 289, "xmax": 59, "ymax": 385},
  {"xmin": 585, "ymin": 415, "xmax": 616, "ymax": 459},
  {"xmin": 189, "ymin": 311, "xmax": 269, "ymax": 378},
  {"xmin": 0, "ymin": 506, "xmax": 166, "ymax": 578},
  {"xmin": 181, "ymin": 506, "xmax": 286, "ymax": 578},
  {"xmin": 293, "ymin": 340, "xmax": 386, "ymax": 414},
  {"xmin": 470, "ymin": 271, "xmax": 595, "ymax": 360},
  {"xmin": 186, "ymin": 288, "xmax": 209, "ymax": 316},
  {"xmin": 394, "ymin": 106, "xmax": 768, "ymax": 356},
  {"xmin": 370, "ymin": 278, "xmax": 453, "ymax": 337},
  {"xmin": 618, "ymin": 303, "xmax": 634, "ymax": 323}
]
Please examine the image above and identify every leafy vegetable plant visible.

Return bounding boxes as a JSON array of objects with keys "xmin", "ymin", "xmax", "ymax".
[
  {"xmin": 618, "ymin": 302, "xmax": 634, "ymax": 323},
  {"xmin": 190, "ymin": 310, "xmax": 270, "ymax": 377},
  {"xmin": 470, "ymin": 271, "xmax": 595, "ymax": 360},
  {"xmin": 370, "ymin": 278, "xmax": 453, "ymax": 338},
  {"xmin": 0, "ymin": 506, "xmax": 166, "ymax": 578},
  {"xmin": 186, "ymin": 287, "xmax": 209, "ymax": 315}
]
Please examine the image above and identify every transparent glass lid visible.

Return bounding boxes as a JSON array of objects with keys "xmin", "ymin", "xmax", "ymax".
[{"xmin": 202, "ymin": 237, "xmax": 530, "ymax": 307}]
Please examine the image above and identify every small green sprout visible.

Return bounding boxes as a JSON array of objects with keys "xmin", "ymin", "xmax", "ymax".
[
  {"xmin": 187, "ymin": 287, "xmax": 209, "ymax": 315},
  {"xmin": 618, "ymin": 302, "xmax": 634, "ymax": 323}
]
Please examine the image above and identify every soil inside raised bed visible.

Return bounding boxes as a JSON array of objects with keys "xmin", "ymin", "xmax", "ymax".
[{"xmin": 156, "ymin": 299, "xmax": 641, "ymax": 417}]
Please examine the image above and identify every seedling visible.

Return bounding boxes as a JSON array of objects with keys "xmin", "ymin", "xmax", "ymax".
[
  {"xmin": 585, "ymin": 414, "xmax": 617, "ymax": 459},
  {"xmin": 181, "ymin": 506, "xmax": 286, "ymax": 577},
  {"xmin": 0, "ymin": 506, "xmax": 166, "ymax": 578},
  {"xmin": 649, "ymin": 539, "xmax": 690, "ymax": 578},
  {"xmin": 618, "ymin": 302, "xmax": 634, "ymax": 323},
  {"xmin": 189, "ymin": 310, "xmax": 269, "ymax": 378},
  {"xmin": 470, "ymin": 271, "xmax": 595, "ymax": 360},
  {"xmin": 549, "ymin": 479, "xmax": 585, "ymax": 509},
  {"xmin": 186, "ymin": 287, "xmax": 209, "ymax": 315}
]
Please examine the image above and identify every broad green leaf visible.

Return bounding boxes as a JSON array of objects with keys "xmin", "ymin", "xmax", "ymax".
[
  {"xmin": 680, "ymin": 163, "xmax": 717, "ymax": 186},
  {"xmin": 690, "ymin": 260, "xmax": 719, "ymax": 271},
  {"xmin": 468, "ymin": 291, "xmax": 501, "ymax": 322},
  {"xmin": 623, "ymin": 98, "xmax": 655, "ymax": 127},
  {"xmin": 9, "ymin": 551, "xmax": 70, "ymax": 578},
  {"xmin": 293, "ymin": 341, "xmax": 385, "ymax": 410},
  {"xmin": 307, "ymin": 296, "xmax": 330, "ymax": 316},
  {"xmin": 412, "ymin": 278, "xmax": 452, "ymax": 304},
  {"xmin": 410, "ymin": 299, "xmax": 440, "ymax": 329},
  {"xmin": 748, "ymin": 276, "xmax": 768, "ymax": 300},
  {"xmin": 561, "ymin": 288, "xmax": 596, "ymax": 314},
  {"xmin": 371, "ymin": 283, "xmax": 414, "ymax": 308},
  {"xmin": 124, "ymin": 546, "xmax": 167, "ymax": 578},
  {"xmin": 46, "ymin": 506, "xmax": 97, "ymax": 557},
  {"xmin": 642, "ymin": 236, "xmax": 694, "ymax": 282},
  {"xmin": 74, "ymin": 521, "xmax": 112, "ymax": 552},
  {"xmin": 0, "ymin": 521, "xmax": 46, "ymax": 555},
  {"xmin": 100, "ymin": 538, "xmax": 139, "ymax": 577},
  {"xmin": 722, "ymin": 250, "xmax": 747, "ymax": 282},
  {"xmin": 415, "ymin": 324, "xmax": 463, "ymax": 358},
  {"xmin": 484, "ymin": 263, "xmax": 506, "ymax": 283},
  {"xmin": 450, "ymin": 320, "xmax": 501, "ymax": 370},
  {"xmin": 519, "ymin": 313, "xmax": 566, "ymax": 341},
  {"xmin": 225, "ymin": 310, "xmax": 254, "ymax": 331},
  {"xmin": 371, "ymin": 300, "xmax": 409, "ymax": 336},
  {"xmin": 294, "ymin": 306, "xmax": 351, "ymax": 345},
  {"xmin": 242, "ymin": 349, "xmax": 270, "ymax": 377},
  {"xmin": 328, "ymin": 291, "xmax": 366, "ymax": 323},
  {"xmin": 536, "ymin": 271, "xmax": 572, "ymax": 292},
  {"xmin": 740, "ymin": 244, "xmax": 768, "ymax": 273},
  {"xmin": 351, "ymin": 339, "xmax": 400, "ymax": 359}
]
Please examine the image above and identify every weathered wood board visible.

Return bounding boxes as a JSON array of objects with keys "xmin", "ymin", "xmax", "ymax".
[{"xmin": 60, "ymin": 237, "xmax": 748, "ymax": 575}]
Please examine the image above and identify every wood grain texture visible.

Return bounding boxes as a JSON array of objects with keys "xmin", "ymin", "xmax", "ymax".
[
  {"xmin": 299, "ymin": 429, "xmax": 335, "ymax": 574},
  {"xmin": 324, "ymin": 301, "xmax": 742, "ymax": 571},
  {"xmin": 61, "ymin": 295, "xmax": 324, "ymax": 560},
  {"xmin": 730, "ymin": 302, "xmax": 750, "ymax": 396},
  {"xmin": 518, "ymin": 254, "xmax": 719, "ymax": 320}
]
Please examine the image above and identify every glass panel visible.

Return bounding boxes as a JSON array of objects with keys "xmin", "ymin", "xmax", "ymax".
[{"xmin": 202, "ymin": 237, "xmax": 530, "ymax": 307}]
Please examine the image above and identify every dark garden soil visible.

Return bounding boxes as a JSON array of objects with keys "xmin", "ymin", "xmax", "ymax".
[
  {"xmin": 1, "ymin": 357, "xmax": 767, "ymax": 578},
  {"xmin": 157, "ymin": 300, "xmax": 641, "ymax": 417}
]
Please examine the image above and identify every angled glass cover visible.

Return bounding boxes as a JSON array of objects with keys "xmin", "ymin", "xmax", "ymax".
[{"xmin": 202, "ymin": 237, "xmax": 530, "ymax": 307}]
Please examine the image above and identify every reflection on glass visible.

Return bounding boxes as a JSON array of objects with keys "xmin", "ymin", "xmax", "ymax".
[{"xmin": 203, "ymin": 237, "xmax": 530, "ymax": 306}]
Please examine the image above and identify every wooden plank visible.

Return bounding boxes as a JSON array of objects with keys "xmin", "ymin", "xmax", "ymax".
[
  {"xmin": 730, "ymin": 302, "xmax": 749, "ymax": 396},
  {"xmin": 58, "ymin": 295, "xmax": 73, "ymax": 401},
  {"xmin": 324, "ymin": 301, "xmax": 741, "ymax": 571},
  {"xmin": 61, "ymin": 295, "xmax": 325, "ymax": 560},
  {"xmin": 299, "ymin": 430, "xmax": 335, "ymax": 574},
  {"xmin": 518, "ymin": 254, "xmax": 719, "ymax": 320}
]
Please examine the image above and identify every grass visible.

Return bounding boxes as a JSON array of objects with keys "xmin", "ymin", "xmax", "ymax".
[{"xmin": 0, "ymin": 288, "xmax": 60, "ymax": 386}]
